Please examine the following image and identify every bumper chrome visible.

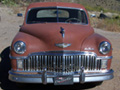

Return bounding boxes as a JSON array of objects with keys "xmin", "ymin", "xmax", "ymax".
[{"xmin": 9, "ymin": 69, "xmax": 114, "ymax": 84}]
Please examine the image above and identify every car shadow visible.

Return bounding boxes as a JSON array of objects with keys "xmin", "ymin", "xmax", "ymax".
[
  {"xmin": 0, "ymin": 84, "xmax": 97, "ymax": 90},
  {"xmin": 0, "ymin": 47, "xmax": 16, "ymax": 90},
  {"xmin": 0, "ymin": 47, "xmax": 97, "ymax": 90}
]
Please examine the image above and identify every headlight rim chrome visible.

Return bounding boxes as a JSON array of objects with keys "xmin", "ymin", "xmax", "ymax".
[
  {"xmin": 99, "ymin": 41, "xmax": 111, "ymax": 55},
  {"xmin": 14, "ymin": 41, "xmax": 26, "ymax": 54}
]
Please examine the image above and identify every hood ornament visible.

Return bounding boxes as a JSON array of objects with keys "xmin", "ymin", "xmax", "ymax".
[
  {"xmin": 56, "ymin": 27, "xmax": 71, "ymax": 48},
  {"xmin": 55, "ymin": 43, "xmax": 71, "ymax": 48},
  {"xmin": 60, "ymin": 27, "xmax": 65, "ymax": 38}
]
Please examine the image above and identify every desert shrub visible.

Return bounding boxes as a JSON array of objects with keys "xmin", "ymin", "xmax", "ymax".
[
  {"xmin": 95, "ymin": 19, "xmax": 106, "ymax": 28},
  {"xmin": 105, "ymin": 18, "xmax": 120, "ymax": 32},
  {"xmin": 105, "ymin": 18, "xmax": 120, "ymax": 26},
  {"xmin": 106, "ymin": 24, "xmax": 120, "ymax": 32},
  {"xmin": 94, "ymin": 18, "xmax": 120, "ymax": 32},
  {"xmin": 0, "ymin": 0, "xmax": 16, "ymax": 5}
]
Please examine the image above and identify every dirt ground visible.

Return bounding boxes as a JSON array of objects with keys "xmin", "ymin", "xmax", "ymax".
[{"xmin": 0, "ymin": 7, "xmax": 120, "ymax": 90}]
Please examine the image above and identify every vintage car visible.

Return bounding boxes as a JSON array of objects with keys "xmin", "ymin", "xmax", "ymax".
[{"xmin": 9, "ymin": 2, "xmax": 114, "ymax": 85}]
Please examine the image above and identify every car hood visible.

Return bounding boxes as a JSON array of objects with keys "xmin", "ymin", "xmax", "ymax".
[{"xmin": 20, "ymin": 23, "xmax": 94, "ymax": 51}]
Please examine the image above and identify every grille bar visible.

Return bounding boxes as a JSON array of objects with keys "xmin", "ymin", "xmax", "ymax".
[{"xmin": 22, "ymin": 55, "xmax": 102, "ymax": 72}]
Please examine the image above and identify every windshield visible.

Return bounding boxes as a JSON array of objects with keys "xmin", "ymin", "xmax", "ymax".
[{"xmin": 27, "ymin": 7, "xmax": 88, "ymax": 24}]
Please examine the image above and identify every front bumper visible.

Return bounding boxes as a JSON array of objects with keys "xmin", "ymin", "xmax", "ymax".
[{"xmin": 9, "ymin": 69, "xmax": 114, "ymax": 84}]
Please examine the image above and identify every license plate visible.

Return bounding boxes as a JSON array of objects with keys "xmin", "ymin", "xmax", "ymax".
[{"xmin": 54, "ymin": 76, "xmax": 73, "ymax": 85}]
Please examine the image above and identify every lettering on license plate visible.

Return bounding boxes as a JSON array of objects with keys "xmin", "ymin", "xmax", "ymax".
[{"xmin": 54, "ymin": 76, "xmax": 73, "ymax": 85}]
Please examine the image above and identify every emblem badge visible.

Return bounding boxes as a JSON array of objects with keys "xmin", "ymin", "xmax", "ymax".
[
  {"xmin": 60, "ymin": 27, "xmax": 65, "ymax": 38},
  {"xmin": 55, "ymin": 43, "xmax": 71, "ymax": 48},
  {"xmin": 84, "ymin": 47, "xmax": 94, "ymax": 51}
]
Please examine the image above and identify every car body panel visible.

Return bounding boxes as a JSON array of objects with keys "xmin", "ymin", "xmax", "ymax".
[{"xmin": 11, "ymin": 23, "xmax": 94, "ymax": 56}]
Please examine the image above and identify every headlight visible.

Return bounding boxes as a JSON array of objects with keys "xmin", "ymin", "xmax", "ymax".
[
  {"xmin": 14, "ymin": 41, "xmax": 26, "ymax": 54},
  {"xmin": 99, "ymin": 41, "xmax": 111, "ymax": 55}
]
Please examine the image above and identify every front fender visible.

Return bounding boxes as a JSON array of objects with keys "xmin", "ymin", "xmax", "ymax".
[
  {"xmin": 80, "ymin": 33, "xmax": 112, "ymax": 56},
  {"xmin": 11, "ymin": 32, "xmax": 47, "ymax": 57},
  {"xmin": 80, "ymin": 33, "xmax": 112, "ymax": 70}
]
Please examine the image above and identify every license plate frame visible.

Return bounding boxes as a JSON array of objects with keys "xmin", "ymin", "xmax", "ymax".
[{"xmin": 54, "ymin": 75, "xmax": 73, "ymax": 85}]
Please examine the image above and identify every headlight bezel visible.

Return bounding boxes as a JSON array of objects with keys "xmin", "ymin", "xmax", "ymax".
[
  {"xmin": 99, "ymin": 41, "xmax": 111, "ymax": 55},
  {"xmin": 14, "ymin": 41, "xmax": 26, "ymax": 54}
]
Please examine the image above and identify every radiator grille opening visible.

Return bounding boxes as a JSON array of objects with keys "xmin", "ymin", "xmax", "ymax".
[{"xmin": 20, "ymin": 54, "xmax": 102, "ymax": 73}]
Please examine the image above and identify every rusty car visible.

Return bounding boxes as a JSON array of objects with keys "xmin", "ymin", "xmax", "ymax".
[{"xmin": 8, "ymin": 2, "xmax": 114, "ymax": 86}]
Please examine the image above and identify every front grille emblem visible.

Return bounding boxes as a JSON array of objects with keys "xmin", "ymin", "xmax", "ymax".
[
  {"xmin": 60, "ymin": 27, "xmax": 65, "ymax": 38},
  {"xmin": 55, "ymin": 43, "xmax": 71, "ymax": 48}
]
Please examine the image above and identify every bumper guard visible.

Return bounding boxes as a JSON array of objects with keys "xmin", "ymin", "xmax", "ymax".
[{"xmin": 9, "ymin": 68, "xmax": 114, "ymax": 84}]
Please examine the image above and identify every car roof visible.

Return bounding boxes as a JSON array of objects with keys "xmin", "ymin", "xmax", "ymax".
[{"xmin": 27, "ymin": 2, "xmax": 86, "ymax": 10}]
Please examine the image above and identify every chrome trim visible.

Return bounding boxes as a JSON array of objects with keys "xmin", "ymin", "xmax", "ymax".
[
  {"xmin": 42, "ymin": 68, "xmax": 47, "ymax": 85},
  {"xmin": 10, "ymin": 51, "xmax": 113, "ymax": 60},
  {"xmin": 17, "ymin": 60, "xmax": 24, "ymax": 70},
  {"xmin": 55, "ymin": 43, "xmax": 71, "ymax": 48},
  {"xmin": 10, "ymin": 51, "xmax": 113, "ymax": 72},
  {"xmin": 80, "ymin": 67, "xmax": 85, "ymax": 83},
  {"xmin": 10, "ymin": 51, "xmax": 113, "ymax": 74},
  {"xmin": 26, "ymin": 6, "xmax": 88, "ymax": 25},
  {"xmin": 9, "ymin": 69, "xmax": 114, "ymax": 84},
  {"xmin": 99, "ymin": 41, "xmax": 111, "ymax": 55},
  {"xmin": 84, "ymin": 47, "xmax": 94, "ymax": 51},
  {"xmin": 60, "ymin": 27, "xmax": 65, "ymax": 38},
  {"xmin": 97, "ymin": 56, "xmax": 113, "ymax": 60},
  {"xmin": 14, "ymin": 41, "xmax": 26, "ymax": 54}
]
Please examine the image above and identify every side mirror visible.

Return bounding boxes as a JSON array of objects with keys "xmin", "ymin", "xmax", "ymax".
[
  {"xmin": 19, "ymin": 25, "xmax": 22, "ymax": 27},
  {"xmin": 17, "ymin": 13, "xmax": 23, "ymax": 17}
]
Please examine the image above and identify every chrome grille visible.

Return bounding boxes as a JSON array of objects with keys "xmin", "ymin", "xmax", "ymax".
[{"xmin": 21, "ymin": 52, "xmax": 102, "ymax": 72}]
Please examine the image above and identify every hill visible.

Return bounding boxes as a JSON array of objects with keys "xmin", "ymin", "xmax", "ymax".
[
  {"xmin": 77, "ymin": 0, "xmax": 120, "ymax": 12},
  {"xmin": 0, "ymin": 0, "xmax": 120, "ymax": 32},
  {"xmin": 0, "ymin": 0, "xmax": 120, "ymax": 12}
]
